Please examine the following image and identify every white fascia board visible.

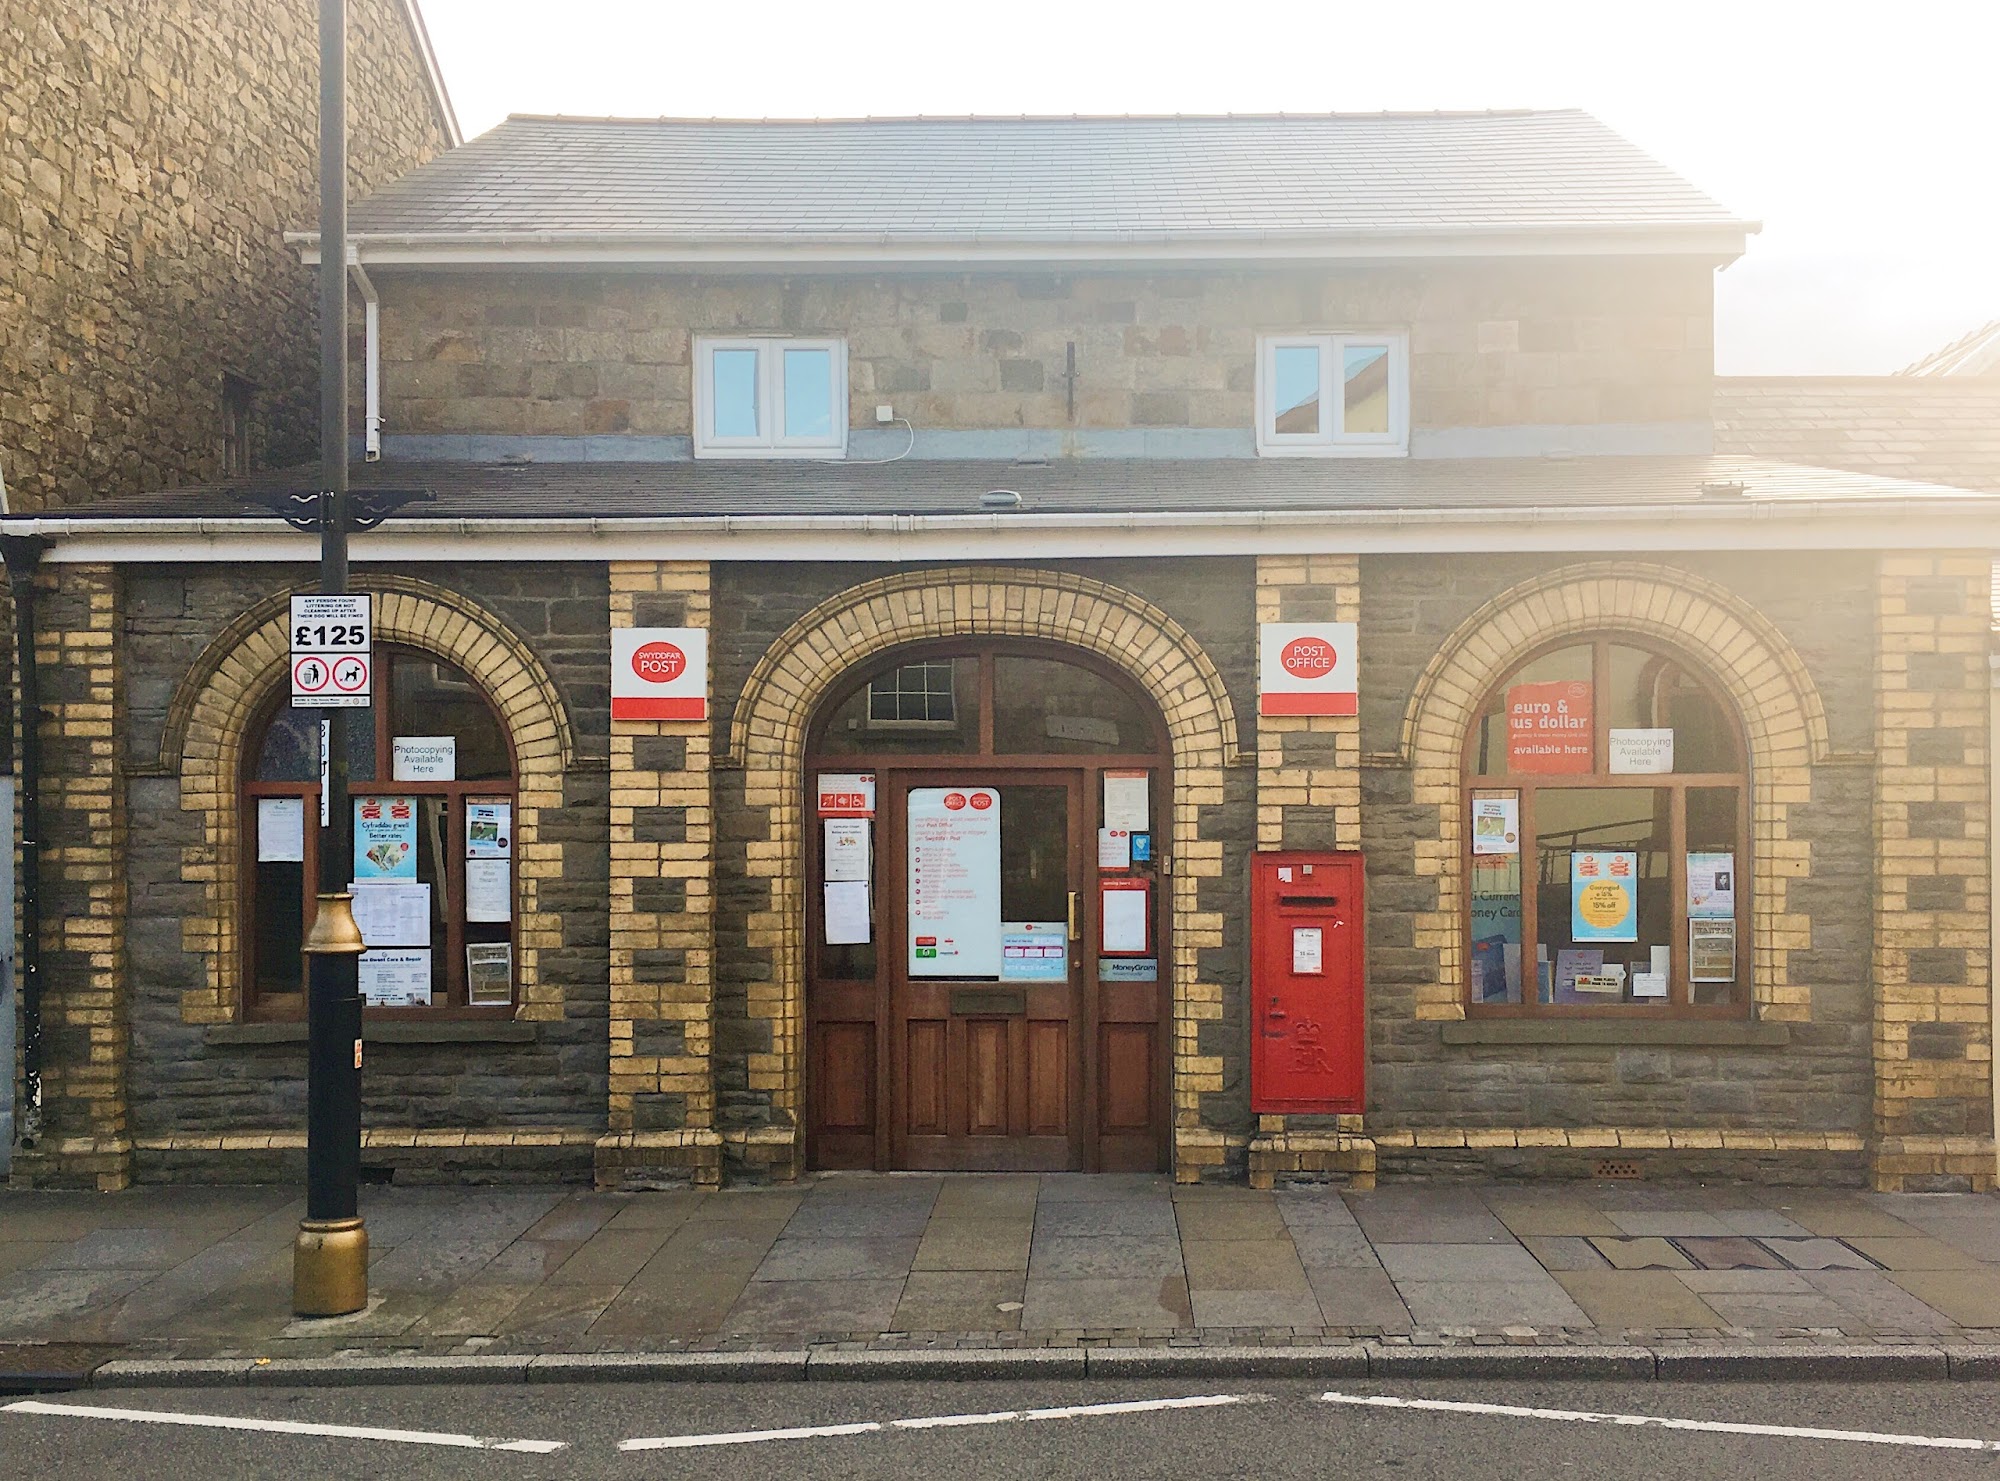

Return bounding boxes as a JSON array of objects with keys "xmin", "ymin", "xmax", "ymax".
[
  {"xmin": 287, "ymin": 225, "xmax": 1751, "ymax": 270},
  {"xmin": 17, "ymin": 500, "xmax": 1994, "ymax": 565}
]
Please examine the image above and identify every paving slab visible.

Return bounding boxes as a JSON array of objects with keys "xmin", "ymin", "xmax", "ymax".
[
  {"xmin": 1913, "ymin": 1219, "xmax": 2000, "ymax": 1263},
  {"xmin": 1764, "ymin": 1237, "xmax": 1879, "ymax": 1271},
  {"xmin": 1887, "ymin": 1270, "xmax": 2000, "ymax": 1327},
  {"xmin": 1844, "ymin": 1234, "xmax": 1986, "ymax": 1271},
  {"xmin": 1190, "ymin": 1289, "xmax": 1322, "ymax": 1327},
  {"xmin": 587, "ymin": 1286, "xmax": 742, "ymax": 1340},
  {"xmin": 1588, "ymin": 1236, "xmax": 1694, "ymax": 1271},
  {"xmin": 519, "ymin": 1194, "xmax": 624, "ymax": 1244},
  {"xmin": 723, "ymin": 1277, "xmax": 907, "ymax": 1334},
  {"xmin": 753, "ymin": 1235, "xmax": 921, "ymax": 1282},
  {"xmin": 1287, "ymin": 1225, "xmax": 1382, "ymax": 1269},
  {"xmin": 1521, "ymin": 1235, "xmax": 1610, "ymax": 1271},
  {"xmin": 0, "ymin": 1244, "xmax": 62, "ymax": 1281},
  {"xmin": 604, "ymin": 1191, "xmax": 705, "ymax": 1229},
  {"xmin": 1486, "ymin": 1201, "xmax": 1621, "ymax": 1238},
  {"xmin": 1708, "ymin": 1207, "xmax": 1813, "ymax": 1238},
  {"xmin": 893, "ymin": 1270, "xmax": 1024, "ymax": 1331},
  {"xmin": 544, "ymin": 1226, "xmax": 678, "ymax": 1285},
  {"xmin": 1039, "ymin": 1173, "xmax": 1174, "ymax": 1201},
  {"xmin": 911, "ymin": 1217, "xmax": 1034, "ymax": 1272},
  {"xmin": 1773, "ymin": 1202, "xmax": 1925, "ymax": 1239},
  {"xmin": 1306, "ymin": 1267, "xmax": 1413, "ymax": 1330},
  {"xmin": 1673, "ymin": 1236, "xmax": 1787, "ymax": 1270},
  {"xmin": 1394, "ymin": 1278, "xmax": 1590, "ymax": 1328},
  {"xmin": 1675, "ymin": 1269, "xmax": 1814, "ymax": 1294},
  {"xmin": 1347, "ymin": 1203, "xmax": 1515, "ymax": 1245},
  {"xmin": 498, "ymin": 1280, "xmax": 625, "ymax": 1339},
  {"xmin": 1020, "ymin": 1275, "xmax": 1191, "ymax": 1329},
  {"xmin": 1181, "ymin": 1239, "xmax": 1312, "ymax": 1293},
  {"xmin": 1804, "ymin": 1271, "xmax": 1958, "ymax": 1332},
  {"xmin": 1604, "ymin": 1210, "xmax": 1735, "ymax": 1238},
  {"xmin": 1028, "ymin": 1232, "xmax": 1182, "ymax": 1280},
  {"xmin": 1698, "ymin": 1291, "xmax": 1856, "ymax": 1328},
  {"xmin": 1376, "ymin": 1242, "xmax": 1547, "ymax": 1284},
  {"xmin": 1033, "ymin": 1199, "xmax": 1179, "ymax": 1239},
  {"xmin": 1550, "ymin": 1269, "xmax": 1726, "ymax": 1330},
  {"xmin": 406, "ymin": 1281, "xmax": 537, "ymax": 1339},
  {"xmin": 931, "ymin": 1175, "xmax": 1040, "ymax": 1219},
  {"xmin": 1274, "ymin": 1190, "xmax": 1360, "ymax": 1227},
  {"xmin": 1174, "ymin": 1200, "xmax": 1288, "ymax": 1241}
]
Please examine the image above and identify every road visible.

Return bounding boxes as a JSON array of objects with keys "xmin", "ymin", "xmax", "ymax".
[{"xmin": 6, "ymin": 1376, "xmax": 2000, "ymax": 1478}]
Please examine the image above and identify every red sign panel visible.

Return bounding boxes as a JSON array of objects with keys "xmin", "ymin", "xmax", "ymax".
[{"xmin": 1506, "ymin": 681, "xmax": 1594, "ymax": 774}]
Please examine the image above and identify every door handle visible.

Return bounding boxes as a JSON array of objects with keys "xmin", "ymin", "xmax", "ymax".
[{"xmin": 1067, "ymin": 890, "xmax": 1080, "ymax": 942}]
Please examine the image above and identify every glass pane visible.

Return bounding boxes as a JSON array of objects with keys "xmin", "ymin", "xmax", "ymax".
[
  {"xmin": 1271, "ymin": 344, "xmax": 1322, "ymax": 436},
  {"xmin": 1532, "ymin": 787, "xmax": 1670, "ymax": 1006},
  {"xmin": 999, "ymin": 784, "xmax": 1068, "ymax": 925},
  {"xmin": 1342, "ymin": 344, "xmax": 1390, "ymax": 434},
  {"xmin": 1606, "ymin": 645, "xmax": 1742, "ymax": 774},
  {"xmin": 390, "ymin": 654, "xmax": 511, "ymax": 781},
  {"xmin": 1471, "ymin": 644, "xmax": 1592, "ymax": 777},
  {"xmin": 252, "ymin": 857, "xmax": 305, "ymax": 996},
  {"xmin": 710, "ymin": 347, "xmax": 759, "ymax": 438},
  {"xmin": 1469, "ymin": 788, "xmax": 1523, "ymax": 1003},
  {"xmin": 993, "ymin": 654, "xmax": 1155, "ymax": 754},
  {"xmin": 1687, "ymin": 786, "xmax": 1741, "ymax": 1005},
  {"xmin": 254, "ymin": 705, "xmax": 374, "ymax": 784},
  {"xmin": 783, "ymin": 347, "xmax": 834, "ymax": 439},
  {"xmin": 816, "ymin": 810, "xmax": 877, "ymax": 982},
  {"xmin": 816, "ymin": 658, "xmax": 980, "ymax": 755}
]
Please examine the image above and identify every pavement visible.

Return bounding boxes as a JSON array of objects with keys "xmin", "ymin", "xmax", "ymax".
[{"xmin": 4, "ymin": 1174, "xmax": 2000, "ymax": 1386}]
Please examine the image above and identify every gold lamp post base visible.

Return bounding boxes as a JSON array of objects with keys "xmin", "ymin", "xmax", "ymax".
[{"xmin": 293, "ymin": 1216, "xmax": 369, "ymax": 1316}]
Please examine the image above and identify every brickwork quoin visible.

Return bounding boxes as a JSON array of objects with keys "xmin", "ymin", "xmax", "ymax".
[
  {"xmin": 1392, "ymin": 562, "xmax": 1832, "ymax": 1027},
  {"xmin": 720, "ymin": 567, "xmax": 1245, "ymax": 1181},
  {"xmin": 165, "ymin": 576, "xmax": 577, "ymax": 1028}
]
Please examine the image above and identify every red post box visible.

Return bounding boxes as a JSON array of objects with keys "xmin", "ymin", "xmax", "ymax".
[{"xmin": 1250, "ymin": 851, "xmax": 1365, "ymax": 1114}]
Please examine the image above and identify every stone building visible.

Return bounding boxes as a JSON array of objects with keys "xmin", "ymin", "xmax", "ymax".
[
  {"xmin": 7, "ymin": 112, "xmax": 1998, "ymax": 1194},
  {"xmin": 0, "ymin": 0, "xmax": 457, "ymax": 511}
]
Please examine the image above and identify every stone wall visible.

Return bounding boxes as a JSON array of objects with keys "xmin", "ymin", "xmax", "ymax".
[
  {"xmin": 117, "ymin": 562, "xmax": 611, "ymax": 1182},
  {"xmin": 0, "ymin": 0, "xmax": 450, "ymax": 509},
  {"xmin": 1357, "ymin": 551, "xmax": 1878, "ymax": 1152},
  {"xmin": 375, "ymin": 262, "xmax": 1714, "ymax": 441}
]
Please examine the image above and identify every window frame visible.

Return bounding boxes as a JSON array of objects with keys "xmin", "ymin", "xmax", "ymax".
[
  {"xmin": 1459, "ymin": 634, "xmax": 1752, "ymax": 1021},
  {"xmin": 692, "ymin": 335, "xmax": 849, "ymax": 459},
  {"xmin": 1254, "ymin": 331, "xmax": 1409, "ymax": 458},
  {"xmin": 239, "ymin": 646, "xmax": 520, "ymax": 1023}
]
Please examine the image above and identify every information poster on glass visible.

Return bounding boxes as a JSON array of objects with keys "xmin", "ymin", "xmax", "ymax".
[
  {"xmin": 1690, "ymin": 919, "xmax": 1737, "ymax": 982},
  {"xmin": 1001, "ymin": 921, "xmax": 1068, "ymax": 981},
  {"xmin": 1570, "ymin": 850, "xmax": 1638, "ymax": 943},
  {"xmin": 1688, "ymin": 852, "xmax": 1735, "ymax": 919},
  {"xmin": 465, "ymin": 859, "xmax": 510, "ymax": 923},
  {"xmin": 354, "ymin": 796, "xmax": 418, "ymax": 880},
  {"xmin": 466, "ymin": 943, "xmax": 513, "ymax": 1006},
  {"xmin": 1470, "ymin": 796, "xmax": 1519, "ymax": 856},
  {"xmin": 1506, "ymin": 681, "xmax": 1593, "ymax": 774},
  {"xmin": 1103, "ymin": 771, "xmax": 1150, "ymax": 832},
  {"xmin": 350, "ymin": 880, "xmax": 431, "ymax": 947},
  {"xmin": 823, "ymin": 818, "xmax": 871, "ymax": 883},
  {"xmin": 391, "ymin": 736, "xmax": 456, "ymax": 782},
  {"xmin": 257, "ymin": 796, "xmax": 306, "ymax": 863},
  {"xmin": 1609, "ymin": 729, "xmax": 1674, "ymax": 775},
  {"xmin": 466, "ymin": 802, "xmax": 512, "ymax": 859},
  {"xmin": 823, "ymin": 881, "xmax": 871, "ymax": 945},
  {"xmin": 359, "ymin": 948, "xmax": 431, "ymax": 1006},
  {"xmin": 907, "ymin": 787, "xmax": 1001, "ymax": 976}
]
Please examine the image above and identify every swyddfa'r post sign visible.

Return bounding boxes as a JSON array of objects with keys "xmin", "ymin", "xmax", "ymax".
[
  {"xmin": 612, "ymin": 628, "xmax": 709, "ymax": 721},
  {"xmin": 290, "ymin": 593, "xmax": 371, "ymax": 708}
]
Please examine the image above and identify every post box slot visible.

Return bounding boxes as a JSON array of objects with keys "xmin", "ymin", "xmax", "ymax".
[{"xmin": 1276, "ymin": 893, "xmax": 1339, "ymax": 908}]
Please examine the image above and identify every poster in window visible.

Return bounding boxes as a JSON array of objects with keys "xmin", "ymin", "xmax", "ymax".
[
  {"xmin": 1001, "ymin": 921, "xmax": 1068, "ymax": 981},
  {"xmin": 466, "ymin": 943, "xmax": 513, "ymax": 1006},
  {"xmin": 466, "ymin": 802, "xmax": 512, "ymax": 859},
  {"xmin": 1552, "ymin": 947, "xmax": 1605, "ymax": 1005},
  {"xmin": 823, "ymin": 818, "xmax": 871, "ymax": 883},
  {"xmin": 823, "ymin": 881, "xmax": 871, "ymax": 945},
  {"xmin": 353, "ymin": 796, "xmax": 417, "ymax": 880},
  {"xmin": 1687, "ymin": 852, "xmax": 1735, "ymax": 919},
  {"xmin": 358, "ymin": 948, "xmax": 431, "ymax": 1006},
  {"xmin": 1470, "ymin": 795, "xmax": 1519, "ymax": 855},
  {"xmin": 350, "ymin": 880, "xmax": 431, "ymax": 947},
  {"xmin": 907, "ymin": 787, "xmax": 1001, "ymax": 975},
  {"xmin": 1609, "ymin": 728, "xmax": 1674, "ymax": 775},
  {"xmin": 1569, "ymin": 850, "xmax": 1638, "ymax": 943},
  {"xmin": 257, "ymin": 796, "xmax": 306, "ymax": 863},
  {"xmin": 1103, "ymin": 771, "xmax": 1151, "ymax": 832},
  {"xmin": 465, "ymin": 858, "xmax": 511, "ymax": 923},
  {"xmin": 391, "ymin": 735, "xmax": 456, "ymax": 782},
  {"xmin": 1506, "ymin": 681, "xmax": 1593, "ymax": 774},
  {"xmin": 1690, "ymin": 918, "xmax": 1737, "ymax": 981}
]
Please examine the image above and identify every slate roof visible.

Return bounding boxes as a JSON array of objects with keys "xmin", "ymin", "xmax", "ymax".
[
  {"xmin": 42, "ymin": 455, "xmax": 1989, "ymax": 525},
  {"xmin": 334, "ymin": 111, "xmax": 1751, "ymax": 246},
  {"xmin": 1714, "ymin": 378, "xmax": 2000, "ymax": 493},
  {"xmin": 1901, "ymin": 320, "xmax": 2000, "ymax": 378}
]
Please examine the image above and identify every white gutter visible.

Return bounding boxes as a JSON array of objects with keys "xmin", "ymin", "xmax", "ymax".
[
  {"xmin": 6, "ymin": 498, "xmax": 1995, "ymax": 565},
  {"xmin": 348, "ymin": 255, "xmax": 381, "ymax": 462}
]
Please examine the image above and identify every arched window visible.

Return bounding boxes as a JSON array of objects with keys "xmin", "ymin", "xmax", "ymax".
[
  {"xmin": 241, "ymin": 647, "xmax": 518, "ymax": 1020},
  {"xmin": 1462, "ymin": 636, "xmax": 1748, "ymax": 1017}
]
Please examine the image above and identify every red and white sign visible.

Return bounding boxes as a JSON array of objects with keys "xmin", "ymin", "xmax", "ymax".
[
  {"xmin": 611, "ymin": 627, "xmax": 708, "ymax": 721},
  {"xmin": 817, "ymin": 772, "xmax": 876, "ymax": 818},
  {"xmin": 1506, "ymin": 680, "xmax": 1593, "ymax": 774},
  {"xmin": 1259, "ymin": 622, "xmax": 1359, "ymax": 716}
]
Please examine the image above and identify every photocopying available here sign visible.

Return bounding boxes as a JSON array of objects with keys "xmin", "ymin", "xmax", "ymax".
[
  {"xmin": 611, "ymin": 628, "xmax": 708, "ymax": 721},
  {"xmin": 1259, "ymin": 623, "xmax": 1358, "ymax": 716}
]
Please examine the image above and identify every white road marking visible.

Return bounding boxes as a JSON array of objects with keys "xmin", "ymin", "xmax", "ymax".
[
  {"xmin": 620, "ymin": 1392, "xmax": 1259, "ymax": 1452},
  {"xmin": 1318, "ymin": 1391, "xmax": 2000, "ymax": 1453},
  {"xmin": 2, "ymin": 1397, "xmax": 567, "ymax": 1453}
]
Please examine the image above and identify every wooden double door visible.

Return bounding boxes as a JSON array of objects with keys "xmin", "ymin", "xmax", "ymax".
[{"xmin": 807, "ymin": 765, "xmax": 1167, "ymax": 1173}]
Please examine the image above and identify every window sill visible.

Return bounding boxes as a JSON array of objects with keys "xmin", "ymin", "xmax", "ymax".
[
  {"xmin": 1439, "ymin": 1020, "xmax": 1790, "ymax": 1049},
  {"xmin": 206, "ymin": 1021, "xmax": 538, "ymax": 1047}
]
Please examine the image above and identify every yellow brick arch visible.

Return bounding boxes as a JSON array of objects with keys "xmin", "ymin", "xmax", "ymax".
[
  {"xmin": 167, "ymin": 575, "xmax": 576, "ymax": 1025},
  {"xmin": 1395, "ymin": 560, "xmax": 1832, "ymax": 1023},
  {"xmin": 721, "ymin": 565, "xmax": 1244, "ymax": 1148}
]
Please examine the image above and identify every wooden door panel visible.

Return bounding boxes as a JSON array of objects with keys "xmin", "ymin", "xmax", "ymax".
[
  {"xmin": 1027, "ymin": 1020, "xmax": 1068, "ymax": 1135},
  {"xmin": 1100, "ymin": 1023, "xmax": 1154, "ymax": 1134},
  {"xmin": 905, "ymin": 1019, "xmax": 946, "ymax": 1137},
  {"xmin": 813, "ymin": 1022, "xmax": 874, "ymax": 1133},
  {"xmin": 965, "ymin": 1018, "xmax": 1009, "ymax": 1136}
]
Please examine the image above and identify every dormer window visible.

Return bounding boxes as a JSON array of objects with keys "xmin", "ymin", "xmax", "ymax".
[
  {"xmin": 1255, "ymin": 333, "xmax": 1408, "ymax": 457},
  {"xmin": 693, "ymin": 336, "xmax": 848, "ymax": 458}
]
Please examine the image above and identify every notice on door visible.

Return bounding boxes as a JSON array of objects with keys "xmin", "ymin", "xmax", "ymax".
[{"xmin": 907, "ymin": 787, "xmax": 1001, "ymax": 977}]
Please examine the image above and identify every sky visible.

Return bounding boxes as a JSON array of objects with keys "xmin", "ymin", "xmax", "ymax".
[{"xmin": 415, "ymin": 0, "xmax": 2000, "ymax": 375}]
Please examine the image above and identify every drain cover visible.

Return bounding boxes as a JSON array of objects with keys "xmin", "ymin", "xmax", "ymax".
[{"xmin": 0, "ymin": 1343, "xmax": 113, "ymax": 1395}]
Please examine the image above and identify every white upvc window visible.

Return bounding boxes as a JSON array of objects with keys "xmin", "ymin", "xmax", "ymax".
[
  {"xmin": 1255, "ymin": 332, "xmax": 1409, "ymax": 457},
  {"xmin": 693, "ymin": 336, "xmax": 848, "ymax": 458}
]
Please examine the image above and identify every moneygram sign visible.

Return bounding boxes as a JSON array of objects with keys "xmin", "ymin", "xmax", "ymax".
[
  {"xmin": 611, "ymin": 627, "xmax": 709, "ymax": 721},
  {"xmin": 1258, "ymin": 622, "xmax": 1359, "ymax": 716}
]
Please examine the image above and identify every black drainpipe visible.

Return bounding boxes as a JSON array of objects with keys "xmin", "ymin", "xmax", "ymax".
[{"xmin": 1, "ymin": 532, "xmax": 47, "ymax": 1147}]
